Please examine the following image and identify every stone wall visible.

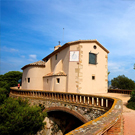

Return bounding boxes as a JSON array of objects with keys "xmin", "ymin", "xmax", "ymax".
[{"xmin": 29, "ymin": 98, "xmax": 106, "ymax": 122}]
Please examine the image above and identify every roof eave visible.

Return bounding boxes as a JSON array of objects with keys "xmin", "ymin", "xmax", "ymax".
[
  {"xmin": 21, "ymin": 65, "xmax": 45, "ymax": 70},
  {"xmin": 42, "ymin": 40, "xmax": 109, "ymax": 61}
]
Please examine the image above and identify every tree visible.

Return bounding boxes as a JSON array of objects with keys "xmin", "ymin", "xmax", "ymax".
[
  {"xmin": 0, "ymin": 88, "xmax": 9, "ymax": 105},
  {"xmin": 0, "ymin": 71, "xmax": 22, "ymax": 93},
  {"xmin": 111, "ymin": 75, "xmax": 135, "ymax": 90},
  {"xmin": 134, "ymin": 64, "xmax": 135, "ymax": 69},
  {"xmin": 0, "ymin": 97, "xmax": 47, "ymax": 135}
]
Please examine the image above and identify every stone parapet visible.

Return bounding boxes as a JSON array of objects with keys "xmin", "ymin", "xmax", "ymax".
[{"xmin": 10, "ymin": 87, "xmax": 123, "ymax": 135}]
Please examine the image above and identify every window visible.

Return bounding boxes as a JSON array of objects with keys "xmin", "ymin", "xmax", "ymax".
[
  {"xmin": 28, "ymin": 78, "xmax": 30, "ymax": 83},
  {"xmin": 47, "ymin": 79, "xmax": 49, "ymax": 83},
  {"xmin": 55, "ymin": 54, "xmax": 57, "ymax": 60},
  {"xmin": 89, "ymin": 53, "xmax": 97, "ymax": 64},
  {"xmin": 56, "ymin": 78, "xmax": 60, "ymax": 84},
  {"xmin": 92, "ymin": 76, "xmax": 95, "ymax": 80},
  {"xmin": 93, "ymin": 45, "xmax": 97, "ymax": 49}
]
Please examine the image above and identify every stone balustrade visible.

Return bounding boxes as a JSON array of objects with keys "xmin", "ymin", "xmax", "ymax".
[
  {"xmin": 10, "ymin": 88, "xmax": 113, "ymax": 110},
  {"xmin": 10, "ymin": 87, "xmax": 123, "ymax": 135}
]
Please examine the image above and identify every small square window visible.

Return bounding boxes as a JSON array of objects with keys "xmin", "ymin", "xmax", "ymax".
[
  {"xmin": 92, "ymin": 76, "xmax": 95, "ymax": 80},
  {"xmin": 55, "ymin": 54, "xmax": 57, "ymax": 60},
  {"xmin": 28, "ymin": 78, "xmax": 30, "ymax": 83},
  {"xmin": 56, "ymin": 78, "xmax": 60, "ymax": 84}
]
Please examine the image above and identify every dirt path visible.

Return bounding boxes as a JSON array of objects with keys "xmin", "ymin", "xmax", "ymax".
[{"xmin": 95, "ymin": 93, "xmax": 135, "ymax": 135}]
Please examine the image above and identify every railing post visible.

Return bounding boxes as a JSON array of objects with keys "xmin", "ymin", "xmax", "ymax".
[
  {"xmin": 76, "ymin": 95, "xmax": 78, "ymax": 103},
  {"xmin": 101, "ymin": 98, "xmax": 103, "ymax": 107},
  {"xmin": 80, "ymin": 96, "xmax": 81, "ymax": 103},
  {"xmin": 106, "ymin": 99, "xmax": 108, "ymax": 107},
  {"xmin": 97, "ymin": 98, "xmax": 99, "ymax": 106},
  {"xmin": 92, "ymin": 97, "xmax": 94, "ymax": 105}
]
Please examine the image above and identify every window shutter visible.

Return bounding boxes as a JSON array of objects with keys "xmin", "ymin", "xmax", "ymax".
[{"xmin": 89, "ymin": 53, "xmax": 97, "ymax": 64}]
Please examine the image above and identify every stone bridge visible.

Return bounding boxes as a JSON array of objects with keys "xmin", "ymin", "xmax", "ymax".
[{"xmin": 10, "ymin": 88, "xmax": 123, "ymax": 135}]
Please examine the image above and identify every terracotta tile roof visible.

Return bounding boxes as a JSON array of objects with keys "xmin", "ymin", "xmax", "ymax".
[
  {"xmin": 45, "ymin": 72, "xmax": 53, "ymax": 76},
  {"xmin": 21, "ymin": 60, "xmax": 45, "ymax": 70},
  {"xmin": 55, "ymin": 71, "xmax": 66, "ymax": 76},
  {"xmin": 43, "ymin": 71, "xmax": 66, "ymax": 77}
]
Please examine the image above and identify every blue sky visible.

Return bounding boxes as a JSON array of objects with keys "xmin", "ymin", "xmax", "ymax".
[{"xmin": 0, "ymin": 0, "xmax": 135, "ymax": 81}]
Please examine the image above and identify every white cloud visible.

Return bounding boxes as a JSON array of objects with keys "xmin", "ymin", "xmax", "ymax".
[
  {"xmin": 1, "ymin": 46, "xmax": 19, "ymax": 52},
  {"xmin": 29, "ymin": 54, "xmax": 36, "ymax": 59},
  {"xmin": 29, "ymin": 54, "xmax": 37, "ymax": 61}
]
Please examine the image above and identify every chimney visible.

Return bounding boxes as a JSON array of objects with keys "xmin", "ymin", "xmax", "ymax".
[
  {"xmin": 54, "ymin": 45, "xmax": 61, "ymax": 51},
  {"xmin": 54, "ymin": 41, "xmax": 61, "ymax": 51}
]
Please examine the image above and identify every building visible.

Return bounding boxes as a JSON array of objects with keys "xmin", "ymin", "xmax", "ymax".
[{"xmin": 21, "ymin": 40, "xmax": 109, "ymax": 94}]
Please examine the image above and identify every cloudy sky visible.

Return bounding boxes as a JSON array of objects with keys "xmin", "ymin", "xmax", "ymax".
[{"xmin": 1, "ymin": 0, "xmax": 135, "ymax": 80}]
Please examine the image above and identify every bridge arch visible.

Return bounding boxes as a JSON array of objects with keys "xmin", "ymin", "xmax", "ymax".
[
  {"xmin": 44, "ymin": 107, "xmax": 86, "ymax": 134},
  {"xmin": 44, "ymin": 107, "xmax": 87, "ymax": 123}
]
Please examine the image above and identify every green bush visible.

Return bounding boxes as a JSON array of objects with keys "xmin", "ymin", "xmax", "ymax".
[
  {"xmin": 128, "ymin": 91, "xmax": 135, "ymax": 103},
  {"xmin": 111, "ymin": 75, "xmax": 135, "ymax": 90},
  {"xmin": 0, "ymin": 97, "xmax": 47, "ymax": 135},
  {"xmin": 126, "ymin": 102, "xmax": 135, "ymax": 110},
  {"xmin": 126, "ymin": 90, "xmax": 135, "ymax": 110}
]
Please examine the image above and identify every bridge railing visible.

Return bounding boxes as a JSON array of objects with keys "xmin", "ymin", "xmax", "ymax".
[
  {"xmin": 10, "ymin": 88, "xmax": 113, "ymax": 110},
  {"xmin": 10, "ymin": 87, "xmax": 123, "ymax": 135},
  {"xmin": 108, "ymin": 88, "xmax": 133, "ymax": 94}
]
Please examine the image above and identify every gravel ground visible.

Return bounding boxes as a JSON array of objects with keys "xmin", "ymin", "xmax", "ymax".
[{"xmin": 94, "ymin": 93, "xmax": 135, "ymax": 135}]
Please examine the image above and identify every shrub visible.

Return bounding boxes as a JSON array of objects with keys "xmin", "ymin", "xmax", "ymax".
[
  {"xmin": 126, "ymin": 102, "xmax": 135, "ymax": 110},
  {"xmin": 127, "ymin": 90, "xmax": 135, "ymax": 110},
  {"xmin": 0, "ymin": 97, "xmax": 47, "ymax": 135},
  {"xmin": 128, "ymin": 91, "xmax": 135, "ymax": 103}
]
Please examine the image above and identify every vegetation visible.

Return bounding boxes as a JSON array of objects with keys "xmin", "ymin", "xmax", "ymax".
[
  {"xmin": 111, "ymin": 75, "xmax": 135, "ymax": 90},
  {"xmin": 127, "ymin": 91, "xmax": 135, "ymax": 110},
  {"xmin": 0, "ymin": 71, "xmax": 47, "ymax": 135},
  {"xmin": 0, "ymin": 97, "xmax": 47, "ymax": 135},
  {"xmin": 0, "ymin": 71, "xmax": 22, "ymax": 93}
]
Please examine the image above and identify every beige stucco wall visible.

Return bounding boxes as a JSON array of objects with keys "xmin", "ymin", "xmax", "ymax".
[
  {"xmin": 53, "ymin": 76, "xmax": 67, "ymax": 92},
  {"xmin": 51, "ymin": 47, "xmax": 69, "ymax": 74},
  {"xmin": 44, "ymin": 59, "xmax": 51, "ymax": 75},
  {"xmin": 43, "ymin": 76, "xmax": 53, "ymax": 91},
  {"xmin": 43, "ymin": 47, "xmax": 69, "ymax": 92},
  {"xmin": 68, "ymin": 42, "xmax": 108, "ymax": 94},
  {"xmin": 22, "ymin": 66, "xmax": 45, "ymax": 90},
  {"xmin": 82, "ymin": 42, "xmax": 108, "ymax": 94},
  {"xmin": 43, "ymin": 76, "xmax": 66, "ymax": 92},
  {"xmin": 53, "ymin": 60, "xmax": 63, "ymax": 74}
]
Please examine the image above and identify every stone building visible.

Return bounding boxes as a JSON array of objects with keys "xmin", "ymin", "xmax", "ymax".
[{"xmin": 21, "ymin": 40, "xmax": 109, "ymax": 94}]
